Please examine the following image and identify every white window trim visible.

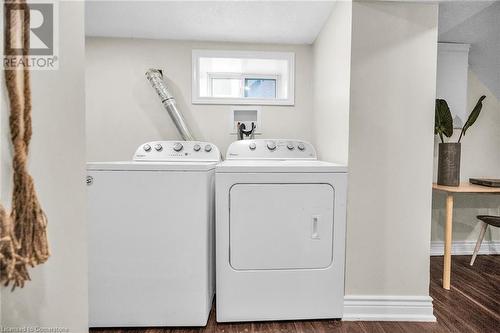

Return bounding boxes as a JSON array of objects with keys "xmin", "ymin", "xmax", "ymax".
[{"xmin": 192, "ymin": 49, "xmax": 295, "ymax": 106}]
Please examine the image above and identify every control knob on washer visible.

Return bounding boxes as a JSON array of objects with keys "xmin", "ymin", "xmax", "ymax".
[
  {"xmin": 267, "ymin": 141, "xmax": 277, "ymax": 151},
  {"xmin": 193, "ymin": 144, "xmax": 201, "ymax": 152},
  {"xmin": 249, "ymin": 142, "xmax": 256, "ymax": 150},
  {"xmin": 173, "ymin": 143, "xmax": 183, "ymax": 152},
  {"xmin": 287, "ymin": 143, "xmax": 295, "ymax": 150},
  {"xmin": 204, "ymin": 144, "xmax": 212, "ymax": 152},
  {"xmin": 297, "ymin": 143, "xmax": 305, "ymax": 151},
  {"xmin": 143, "ymin": 144, "xmax": 151, "ymax": 152},
  {"xmin": 154, "ymin": 144, "xmax": 163, "ymax": 151}
]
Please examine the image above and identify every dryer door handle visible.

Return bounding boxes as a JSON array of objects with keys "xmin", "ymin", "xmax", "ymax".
[{"xmin": 311, "ymin": 215, "xmax": 320, "ymax": 240}]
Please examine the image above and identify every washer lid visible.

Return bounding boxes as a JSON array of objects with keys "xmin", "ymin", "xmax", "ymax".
[
  {"xmin": 87, "ymin": 161, "xmax": 217, "ymax": 172},
  {"xmin": 216, "ymin": 159, "xmax": 347, "ymax": 173}
]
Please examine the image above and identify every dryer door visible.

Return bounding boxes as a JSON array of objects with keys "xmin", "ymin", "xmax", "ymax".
[{"xmin": 229, "ymin": 183, "xmax": 334, "ymax": 270}]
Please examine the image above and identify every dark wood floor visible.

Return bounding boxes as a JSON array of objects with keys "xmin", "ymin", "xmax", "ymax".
[{"xmin": 91, "ymin": 255, "xmax": 499, "ymax": 333}]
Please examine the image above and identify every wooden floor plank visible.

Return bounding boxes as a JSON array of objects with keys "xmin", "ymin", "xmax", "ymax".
[
  {"xmin": 359, "ymin": 322, "xmax": 387, "ymax": 333},
  {"xmin": 91, "ymin": 255, "xmax": 500, "ymax": 333}
]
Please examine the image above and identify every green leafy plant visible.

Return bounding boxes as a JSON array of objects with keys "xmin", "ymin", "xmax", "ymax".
[
  {"xmin": 434, "ymin": 95, "xmax": 486, "ymax": 143},
  {"xmin": 435, "ymin": 99, "xmax": 453, "ymax": 143}
]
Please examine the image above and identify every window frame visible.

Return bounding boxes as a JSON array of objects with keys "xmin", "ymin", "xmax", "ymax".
[{"xmin": 192, "ymin": 49, "xmax": 295, "ymax": 105}]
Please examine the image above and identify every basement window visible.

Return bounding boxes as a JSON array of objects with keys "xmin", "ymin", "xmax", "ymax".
[{"xmin": 192, "ymin": 50, "xmax": 294, "ymax": 105}]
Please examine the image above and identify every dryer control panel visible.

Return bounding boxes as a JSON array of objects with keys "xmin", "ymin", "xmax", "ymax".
[
  {"xmin": 226, "ymin": 139, "xmax": 317, "ymax": 160},
  {"xmin": 133, "ymin": 141, "xmax": 221, "ymax": 162}
]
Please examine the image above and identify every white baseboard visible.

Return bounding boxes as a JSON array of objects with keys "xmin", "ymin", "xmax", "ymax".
[
  {"xmin": 430, "ymin": 240, "xmax": 500, "ymax": 256},
  {"xmin": 343, "ymin": 295, "xmax": 436, "ymax": 322}
]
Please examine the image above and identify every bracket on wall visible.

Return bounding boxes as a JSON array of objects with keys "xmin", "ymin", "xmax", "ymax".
[{"xmin": 230, "ymin": 106, "xmax": 261, "ymax": 137}]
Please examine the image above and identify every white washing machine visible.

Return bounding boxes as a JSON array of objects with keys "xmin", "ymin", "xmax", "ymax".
[
  {"xmin": 216, "ymin": 139, "xmax": 347, "ymax": 322},
  {"xmin": 87, "ymin": 141, "xmax": 220, "ymax": 327}
]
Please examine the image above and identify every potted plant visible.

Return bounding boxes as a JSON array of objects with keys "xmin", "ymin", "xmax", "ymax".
[{"xmin": 435, "ymin": 95, "xmax": 486, "ymax": 186}]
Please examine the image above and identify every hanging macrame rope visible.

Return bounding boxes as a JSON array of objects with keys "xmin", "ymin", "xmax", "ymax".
[
  {"xmin": 0, "ymin": 0, "xmax": 21, "ymax": 289},
  {"xmin": 0, "ymin": 204, "xmax": 19, "ymax": 286},
  {"xmin": 0, "ymin": 0, "xmax": 50, "ymax": 289}
]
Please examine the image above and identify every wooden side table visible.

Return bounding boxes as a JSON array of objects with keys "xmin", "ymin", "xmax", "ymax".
[{"xmin": 432, "ymin": 183, "xmax": 500, "ymax": 289}]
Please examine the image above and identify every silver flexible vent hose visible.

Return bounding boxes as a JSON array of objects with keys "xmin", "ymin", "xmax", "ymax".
[{"xmin": 145, "ymin": 68, "xmax": 195, "ymax": 141}]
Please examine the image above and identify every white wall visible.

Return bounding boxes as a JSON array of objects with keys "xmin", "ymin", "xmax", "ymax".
[
  {"xmin": 0, "ymin": 1, "xmax": 88, "ymax": 332},
  {"xmin": 312, "ymin": 0, "xmax": 352, "ymax": 165},
  {"xmin": 436, "ymin": 43, "xmax": 470, "ymax": 128},
  {"xmin": 432, "ymin": 70, "xmax": 500, "ymax": 243},
  {"xmin": 85, "ymin": 38, "xmax": 313, "ymax": 161},
  {"xmin": 347, "ymin": 1, "xmax": 438, "ymax": 296},
  {"xmin": 439, "ymin": 1, "xmax": 500, "ymax": 100}
]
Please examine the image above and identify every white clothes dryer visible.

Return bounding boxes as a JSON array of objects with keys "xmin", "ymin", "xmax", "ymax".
[{"xmin": 215, "ymin": 139, "xmax": 347, "ymax": 322}]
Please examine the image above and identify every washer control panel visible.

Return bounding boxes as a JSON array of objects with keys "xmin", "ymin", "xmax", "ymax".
[
  {"xmin": 226, "ymin": 139, "xmax": 317, "ymax": 160},
  {"xmin": 133, "ymin": 141, "xmax": 221, "ymax": 162}
]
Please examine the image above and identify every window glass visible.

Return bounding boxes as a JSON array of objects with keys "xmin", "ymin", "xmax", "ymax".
[
  {"xmin": 211, "ymin": 78, "xmax": 241, "ymax": 98},
  {"xmin": 244, "ymin": 78, "xmax": 276, "ymax": 98}
]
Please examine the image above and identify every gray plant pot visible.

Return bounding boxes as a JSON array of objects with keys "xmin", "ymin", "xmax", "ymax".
[{"xmin": 437, "ymin": 142, "xmax": 461, "ymax": 186}]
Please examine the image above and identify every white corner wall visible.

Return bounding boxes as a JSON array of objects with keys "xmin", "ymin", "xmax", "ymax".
[
  {"xmin": 312, "ymin": 0, "xmax": 352, "ymax": 164},
  {"xmin": 85, "ymin": 38, "xmax": 313, "ymax": 160},
  {"xmin": 346, "ymin": 1, "xmax": 438, "ymax": 301},
  {"xmin": 0, "ymin": 1, "xmax": 88, "ymax": 331}
]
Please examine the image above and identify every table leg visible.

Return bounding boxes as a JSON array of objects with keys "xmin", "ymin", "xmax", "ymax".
[{"xmin": 443, "ymin": 193, "xmax": 453, "ymax": 290}]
